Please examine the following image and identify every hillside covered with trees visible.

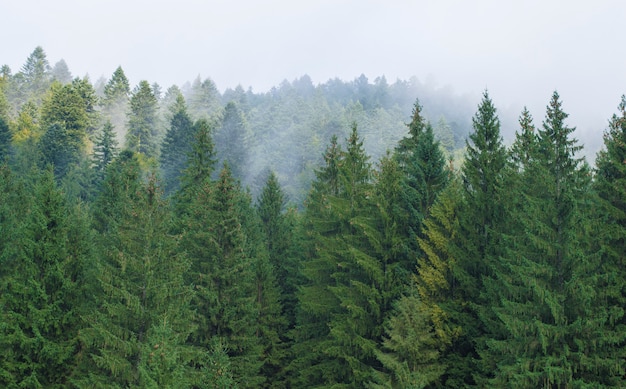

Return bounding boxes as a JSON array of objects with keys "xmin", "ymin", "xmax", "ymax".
[{"xmin": 1, "ymin": 47, "xmax": 626, "ymax": 388}]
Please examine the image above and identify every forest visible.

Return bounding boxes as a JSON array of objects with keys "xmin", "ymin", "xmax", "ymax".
[{"xmin": 0, "ymin": 46, "xmax": 625, "ymax": 388}]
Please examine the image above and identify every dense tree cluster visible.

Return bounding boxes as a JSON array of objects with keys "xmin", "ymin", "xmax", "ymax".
[{"xmin": 1, "ymin": 47, "xmax": 625, "ymax": 387}]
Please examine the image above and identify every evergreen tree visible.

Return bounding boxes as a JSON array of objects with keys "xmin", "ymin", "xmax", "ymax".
[
  {"xmin": 126, "ymin": 80, "xmax": 159, "ymax": 158},
  {"xmin": 51, "ymin": 59, "xmax": 72, "ymax": 84},
  {"xmin": 186, "ymin": 76, "xmax": 222, "ymax": 121},
  {"xmin": 14, "ymin": 46, "xmax": 51, "ymax": 106},
  {"xmin": 256, "ymin": 171, "xmax": 301, "ymax": 327},
  {"xmin": 378, "ymin": 177, "xmax": 463, "ymax": 388},
  {"xmin": 182, "ymin": 163, "xmax": 263, "ymax": 387},
  {"xmin": 485, "ymin": 92, "xmax": 612, "ymax": 387},
  {"xmin": 289, "ymin": 135, "xmax": 344, "ymax": 386},
  {"xmin": 393, "ymin": 99, "xmax": 449, "ymax": 297},
  {"xmin": 77, "ymin": 154, "xmax": 197, "ymax": 388},
  {"xmin": 160, "ymin": 93, "xmax": 195, "ymax": 194},
  {"xmin": 38, "ymin": 81, "xmax": 92, "ymax": 178},
  {"xmin": 0, "ymin": 167, "xmax": 91, "ymax": 387},
  {"xmin": 593, "ymin": 94, "xmax": 626, "ymax": 385},
  {"xmin": 454, "ymin": 90, "xmax": 508, "ymax": 386},
  {"xmin": 92, "ymin": 120, "xmax": 119, "ymax": 184},
  {"xmin": 101, "ymin": 66, "xmax": 130, "ymax": 142},
  {"xmin": 174, "ymin": 118, "xmax": 217, "ymax": 215},
  {"xmin": 216, "ymin": 101, "xmax": 249, "ymax": 181},
  {"xmin": 0, "ymin": 116, "xmax": 11, "ymax": 161},
  {"xmin": 295, "ymin": 124, "xmax": 396, "ymax": 387}
]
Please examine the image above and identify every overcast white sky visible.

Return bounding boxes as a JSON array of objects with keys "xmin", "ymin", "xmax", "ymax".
[{"xmin": 2, "ymin": 0, "xmax": 625, "ymax": 148}]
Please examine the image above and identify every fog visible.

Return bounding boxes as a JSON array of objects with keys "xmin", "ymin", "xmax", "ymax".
[{"xmin": 3, "ymin": 0, "xmax": 624, "ymax": 158}]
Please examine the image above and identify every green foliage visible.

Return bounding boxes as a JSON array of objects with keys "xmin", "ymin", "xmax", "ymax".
[
  {"xmin": 92, "ymin": 120, "xmax": 119, "ymax": 184},
  {"xmin": 126, "ymin": 80, "xmax": 160, "ymax": 158},
  {"xmin": 160, "ymin": 93, "xmax": 194, "ymax": 194},
  {"xmin": 216, "ymin": 101, "xmax": 249, "ymax": 181},
  {"xmin": 0, "ymin": 167, "xmax": 91, "ymax": 388},
  {"xmin": 77, "ymin": 156, "xmax": 197, "ymax": 388},
  {"xmin": 181, "ymin": 164, "xmax": 263, "ymax": 387}
]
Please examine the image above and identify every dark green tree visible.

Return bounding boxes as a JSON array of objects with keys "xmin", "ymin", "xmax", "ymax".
[
  {"xmin": 256, "ymin": 171, "xmax": 301, "ymax": 327},
  {"xmin": 453, "ymin": 90, "xmax": 508, "ymax": 386},
  {"xmin": 126, "ymin": 80, "xmax": 159, "ymax": 158},
  {"xmin": 160, "ymin": 93, "xmax": 195, "ymax": 194},
  {"xmin": 182, "ymin": 163, "xmax": 263, "ymax": 387},
  {"xmin": 0, "ymin": 116, "xmax": 11, "ymax": 161},
  {"xmin": 485, "ymin": 92, "xmax": 612, "ymax": 387},
  {"xmin": 92, "ymin": 120, "xmax": 119, "ymax": 184},
  {"xmin": 77, "ymin": 154, "xmax": 197, "ymax": 388},
  {"xmin": 0, "ymin": 167, "xmax": 91, "ymax": 387},
  {"xmin": 592, "ymin": 94, "xmax": 626, "ymax": 385}
]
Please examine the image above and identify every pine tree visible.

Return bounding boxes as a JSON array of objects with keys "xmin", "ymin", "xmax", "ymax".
[
  {"xmin": 101, "ymin": 66, "xmax": 130, "ymax": 143},
  {"xmin": 77, "ymin": 155, "xmax": 197, "ymax": 388},
  {"xmin": 0, "ymin": 116, "xmax": 11, "ymax": 161},
  {"xmin": 160, "ymin": 93, "xmax": 195, "ymax": 195},
  {"xmin": 0, "ymin": 167, "xmax": 91, "ymax": 387},
  {"xmin": 182, "ymin": 163, "xmax": 263, "ymax": 388},
  {"xmin": 92, "ymin": 120, "xmax": 119, "ymax": 184},
  {"xmin": 256, "ymin": 171, "xmax": 301, "ymax": 328},
  {"xmin": 453, "ymin": 90, "xmax": 508, "ymax": 386},
  {"xmin": 394, "ymin": 99, "xmax": 449, "ymax": 283},
  {"xmin": 216, "ymin": 101, "xmax": 249, "ymax": 181},
  {"xmin": 485, "ymin": 92, "xmax": 613, "ymax": 387},
  {"xmin": 126, "ymin": 80, "xmax": 159, "ymax": 158},
  {"xmin": 377, "ymin": 178, "xmax": 463, "ymax": 388}
]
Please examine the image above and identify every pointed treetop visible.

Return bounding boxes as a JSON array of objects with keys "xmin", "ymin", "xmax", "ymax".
[{"xmin": 408, "ymin": 98, "xmax": 426, "ymax": 139}]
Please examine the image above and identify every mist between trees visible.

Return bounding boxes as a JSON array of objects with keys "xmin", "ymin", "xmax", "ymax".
[{"xmin": 1, "ymin": 46, "xmax": 626, "ymax": 388}]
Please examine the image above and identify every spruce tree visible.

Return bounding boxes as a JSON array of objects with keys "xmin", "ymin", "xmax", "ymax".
[
  {"xmin": 160, "ymin": 93, "xmax": 195, "ymax": 195},
  {"xmin": 454, "ymin": 90, "xmax": 508, "ymax": 386},
  {"xmin": 485, "ymin": 92, "xmax": 612, "ymax": 387},
  {"xmin": 256, "ymin": 171, "xmax": 301, "ymax": 329},
  {"xmin": 0, "ymin": 167, "xmax": 91, "ymax": 387},
  {"xmin": 92, "ymin": 120, "xmax": 119, "ymax": 184},
  {"xmin": 394, "ymin": 99, "xmax": 449, "ymax": 284},
  {"xmin": 216, "ymin": 101, "xmax": 249, "ymax": 181},
  {"xmin": 77, "ymin": 153, "xmax": 197, "ymax": 388},
  {"xmin": 182, "ymin": 164, "xmax": 263, "ymax": 387},
  {"xmin": 289, "ymin": 135, "xmax": 344, "ymax": 387},
  {"xmin": 126, "ymin": 80, "xmax": 159, "ymax": 158}
]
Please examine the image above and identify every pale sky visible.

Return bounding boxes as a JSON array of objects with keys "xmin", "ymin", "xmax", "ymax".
[{"xmin": 2, "ymin": 0, "xmax": 625, "ymax": 149}]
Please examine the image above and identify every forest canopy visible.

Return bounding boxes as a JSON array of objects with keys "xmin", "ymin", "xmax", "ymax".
[{"xmin": 1, "ymin": 46, "xmax": 625, "ymax": 388}]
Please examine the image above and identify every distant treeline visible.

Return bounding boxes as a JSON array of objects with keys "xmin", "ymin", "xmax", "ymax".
[{"xmin": 1, "ymin": 46, "xmax": 626, "ymax": 388}]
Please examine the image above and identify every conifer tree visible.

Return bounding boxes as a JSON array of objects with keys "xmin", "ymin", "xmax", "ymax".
[
  {"xmin": 394, "ymin": 99, "xmax": 448, "ymax": 282},
  {"xmin": 0, "ymin": 167, "xmax": 91, "ymax": 387},
  {"xmin": 126, "ymin": 80, "xmax": 159, "ymax": 158},
  {"xmin": 295, "ymin": 124, "xmax": 397, "ymax": 387},
  {"xmin": 453, "ymin": 90, "xmax": 508, "ymax": 385},
  {"xmin": 77, "ymin": 153, "xmax": 197, "ymax": 388},
  {"xmin": 485, "ymin": 92, "xmax": 612, "ymax": 387},
  {"xmin": 216, "ymin": 101, "xmax": 249, "ymax": 181},
  {"xmin": 182, "ymin": 163, "xmax": 263, "ymax": 387},
  {"xmin": 101, "ymin": 66, "xmax": 130, "ymax": 142},
  {"xmin": 289, "ymin": 135, "xmax": 344, "ymax": 386},
  {"xmin": 0, "ymin": 116, "xmax": 11, "ymax": 161},
  {"xmin": 256, "ymin": 171, "xmax": 301, "ymax": 328},
  {"xmin": 377, "ymin": 178, "xmax": 463, "ymax": 388},
  {"xmin": 160, "ymin": 93, "xmax": 194, "ymax": 194},
  {"xmin": 92, "ymin": 120, "xmax": 119, "ymax": 184},
  {"xmin": 592, "ymin": 94, "xmax": 626, "ymax": 385}
]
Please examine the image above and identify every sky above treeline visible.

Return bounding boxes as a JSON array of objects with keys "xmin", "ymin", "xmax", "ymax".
[{"xmin": 2, "ymin": 0, "xmax": 625, "ymax": 149}]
